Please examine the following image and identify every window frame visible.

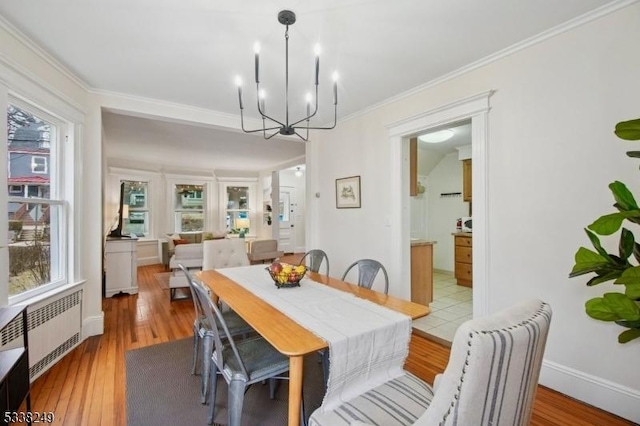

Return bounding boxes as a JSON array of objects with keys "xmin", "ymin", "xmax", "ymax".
[
  {"xmin": 5, "ymin": 96, "xmax": 69, "ymax": 305},
  {"xmin": 31, "ymin": 155, "xmax": 48, "ymax": 174}
]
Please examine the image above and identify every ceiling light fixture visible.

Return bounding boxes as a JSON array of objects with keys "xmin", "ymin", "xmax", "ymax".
[
  {"xmin": 418, "ymin": 129, "xmax": 454, "ymax": 144},
  {"xmin": 235, "ymin": 10, "xmax": 338, "ymax": 142},
  {"xmin": 295, "ymin": 167, "xmax": 303, "ymax": 177}
]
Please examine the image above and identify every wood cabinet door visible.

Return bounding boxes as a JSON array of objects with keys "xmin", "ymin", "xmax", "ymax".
[{"xmin": 463, "ymin": 159, "xmax": 472, "ymax": 202}]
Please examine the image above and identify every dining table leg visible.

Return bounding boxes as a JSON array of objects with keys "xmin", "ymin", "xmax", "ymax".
[{"xmin": 288, "ymin": 355, "xmax": 304, "ymax": 426}]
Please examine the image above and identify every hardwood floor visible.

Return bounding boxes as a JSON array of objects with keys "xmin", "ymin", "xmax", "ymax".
[{"xmin": 23, "ymin": 262, "xmax": 633, "ymax": 425}]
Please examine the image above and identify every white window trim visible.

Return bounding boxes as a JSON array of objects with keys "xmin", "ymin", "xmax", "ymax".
[{"xmin": 5, "ymin": 95, "xmax": 72, "ymax": 305}]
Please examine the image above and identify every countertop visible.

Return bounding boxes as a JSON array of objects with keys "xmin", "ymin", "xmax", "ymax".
[
  {"xmin": 410, "ymin": 239, "xmax": 437, "ymax": 247},
  {"xmin": 452, "ymin": 232, "xmax": 473, "ymax": 237}
]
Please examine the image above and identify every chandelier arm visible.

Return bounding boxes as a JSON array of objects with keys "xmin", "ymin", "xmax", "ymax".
[
  {"xmin": 265, "ymin": 130, "xmax": 282, "ymax": 140},
  {"xmin": 292, "ymin": 104, "xmax": 338, "ymax": 131},
  {"xmin": 255, "ymin": 83, "xmax": 286, "ymax": 127},
  {"xmin": 290, "ymin": 85, "xmax": 320, "ymax": 127},
  {"xmin": 293, "ymin": 130, "xmax": 309, "ymax": 142}
]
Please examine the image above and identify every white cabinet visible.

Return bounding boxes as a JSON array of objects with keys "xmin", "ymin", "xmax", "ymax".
[{"xmin": 105, "ymin": 238, "xmax": 138, "ymax": 297}]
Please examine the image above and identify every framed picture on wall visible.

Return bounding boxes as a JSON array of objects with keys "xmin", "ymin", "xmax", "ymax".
[{"xmin": 336, "ymin": 175, "xmax": 361, "ymax": 208}]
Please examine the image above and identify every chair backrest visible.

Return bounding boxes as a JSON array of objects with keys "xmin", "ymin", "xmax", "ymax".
[
  {"xmin": 191, "ymin": 276, "xmax": 250, "ymax": 379},
  {"xmin": 341, "ymin": 259, "xmax": 389, "ymax": 294},
  {"xmin": 178, "ymin": 263, "xmax": 205, "ymax": 322},
  {"xmin": 415, "ymin": 298, "xmax": 552, "ymax": 426},
  {"xmin": 299, "ymin": 249, "xmax": 330, "ymax": 275},
  {"xmin": 202, "ymin": 238, "xmax": 249, "ymax": 270}
]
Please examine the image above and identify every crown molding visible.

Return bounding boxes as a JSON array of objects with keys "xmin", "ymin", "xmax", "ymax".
[
  {"xmin": 0, "ymin": 15, "xmax": 90, "ymax": 92},
  {"xmin": 340, "ymin": 0, "xmax": 639, "ymax": 124}
]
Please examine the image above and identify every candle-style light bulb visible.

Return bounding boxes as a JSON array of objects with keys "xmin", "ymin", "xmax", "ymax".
[
  {"xmin": 314, "ymin": 44, "xmax": 321, "ymax": 86},
  {"xmin": 254, "ymin": 42, "xmax": 261, "ymax": 83},
  {"xmin": 235, "ymin": 76, "xmax": 244, "ymax": 109},
  {"xmin": 332, "ymin": 72, "xmax": 339, "ymax": 105}
]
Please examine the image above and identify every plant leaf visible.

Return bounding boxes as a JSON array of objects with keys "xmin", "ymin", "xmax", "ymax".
[
  {"xmin": 619, "ymin": 228, "xmax": 635, "ymax": 260},
  {"xmin": 588, "ymin": 213, "xmax": 625, "ymax": 235},
  {"xmin": 626, "ymin": 151, "xmax": 640, "ymax": 158},
  {"xmin": 615, "ymin": 319, "xmax": 640, "ymax": 328},
  {"xmin": 602, "ymin": 293, "xmax": 640, "ymax": 320},
  {"xmin": 625, "ymin": 283, "xmax": 640, "ymax": 300},
  {"xmin": 585, "ymin": 229, "xmax": 609, "ymax": 258},
  {"xmin": 615, "ymin": 118, "xmax": 640, "ymax": 141},
  {"xmin": 569, "ymin": 247, "xmax": 610, "ymax": 277},
  {"xmin": 587, "ymin": 271, "xmax": 622, "ymax": 286},
  {"xmin": 613, "ymin": 266, "xmax": 640, "ymax": 285},
  {"xmin": 634, "ymin": 242, "xmax": 640, "ymax": 264},
  {"xmin": 585, "ymin": 298, "xmax": 619, "ymax": 321},
  {"xmin": 609, "ymin": 181, "xmax": 638, "ymax": 211},
  {"xmin": 618, "ymin": 328, "xmax": 640, "ymax": 343}
]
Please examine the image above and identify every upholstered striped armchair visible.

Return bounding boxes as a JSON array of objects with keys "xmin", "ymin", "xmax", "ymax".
[{"xmin": 309, "ymin": 298, "xmax": 552, "ymax": 426}]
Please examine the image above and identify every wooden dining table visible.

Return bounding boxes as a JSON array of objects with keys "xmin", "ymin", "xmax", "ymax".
[{"xmin": 197, "ymin": 269, "xmax": 430, "ymax": 426}]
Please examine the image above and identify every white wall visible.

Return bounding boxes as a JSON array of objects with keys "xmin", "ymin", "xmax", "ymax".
[
  {"xmin": 0, "ymin": 23, "xmax": 104, "ymax": 339},
  {"xmin": 307, "ymin": 4, "xmax": 640, "ymax": 422},
  {"xmin": 425, "ymin": 154, "xmax": 468, "ymax": 272}
]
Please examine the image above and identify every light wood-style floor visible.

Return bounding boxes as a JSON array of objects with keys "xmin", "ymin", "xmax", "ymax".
[{"xmin": 23, "ymin": 260, "xmax": 633, "ymax": 426}]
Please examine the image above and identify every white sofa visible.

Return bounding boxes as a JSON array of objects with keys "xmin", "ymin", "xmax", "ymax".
[{"xmin": 169, "ymin": 243, "xmax": 204, "ymax": 300}]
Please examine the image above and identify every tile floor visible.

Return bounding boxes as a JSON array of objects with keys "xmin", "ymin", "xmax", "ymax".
[{"xmin": 412, "ymin": 271, "xmax": 473, "ymax": 344}]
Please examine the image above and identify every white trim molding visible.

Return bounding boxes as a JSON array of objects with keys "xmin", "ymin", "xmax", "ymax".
[
  {"xmin": 386, "ymin": 91, "xmax": 492, "ymax": 313},
  {"xmin": 82, "ymin": 312, "xmax": 105, "ymax": 339},
  {"xmin": 541, "ymin": 360, "xmax": 640, "ymax": 423}
]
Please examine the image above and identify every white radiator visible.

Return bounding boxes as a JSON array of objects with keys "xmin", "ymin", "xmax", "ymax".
[{"xmin": 1, "ymin": 290, "xmax": 82, "ymax": 381}]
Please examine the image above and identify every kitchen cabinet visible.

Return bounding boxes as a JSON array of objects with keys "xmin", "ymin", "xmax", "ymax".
[
  {"xmin": 0, "ymin": 306, "xmax": 31, "ymax": 426},
  {"xmin": 454, "ymin": 233, "xmax": 472, "ymax": 287},
  {"xmin": 410, "ymin": 241, "xmax": 434, "ymax": 305},
  {"xmin": 105, "ymin": 237, "xmax": 138, "ymax": 297},
  {"xmin": 463, "ymin": 159, "xmax": 472, "ymax": 202}
]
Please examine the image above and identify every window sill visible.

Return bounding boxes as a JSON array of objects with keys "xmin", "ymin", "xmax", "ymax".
[{"xmin": 9, "ymin": 279, "xmax": 86, "ymax": 307}]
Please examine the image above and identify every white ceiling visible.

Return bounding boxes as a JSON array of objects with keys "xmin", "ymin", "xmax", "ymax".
[{"xmin": 0, "ymin": 0, "xmax": 619, "ymax": 171}]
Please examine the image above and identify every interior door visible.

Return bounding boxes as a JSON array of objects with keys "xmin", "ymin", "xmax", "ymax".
[{"xmin": 278, "ymin": 186, "xmax": 295, "ymax": 254}]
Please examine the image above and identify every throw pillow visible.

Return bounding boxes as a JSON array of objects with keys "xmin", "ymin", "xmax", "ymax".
[
  {"xmin": 173, "ymin": 239, "xmax": 189, "ymax": 245},
  {"xmin": 167, "ymin": 233, "xmax": 182, "ymax": 251}
]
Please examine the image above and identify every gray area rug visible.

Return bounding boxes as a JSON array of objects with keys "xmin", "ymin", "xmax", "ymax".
[
  {"xmin": 153, "ymin": 272, "xmax": 171, "ymax": 289},
  {"xmin": 126, "ymin": 337, "xmax": 324, "ymax": 426}
]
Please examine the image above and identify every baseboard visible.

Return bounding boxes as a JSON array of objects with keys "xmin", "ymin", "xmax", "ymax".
[
  {"xmin": 82, "ymin": 312, "xmax": 104, "ymax": 339},
  {"xmin": 433, "ymin": 268, "xmax": 453, "ymax": 275},
  {"xmin": 137, "ymin": 256, "xmax": 159, "ymax": 266},
  {"xmin": 540, "ymin": 360, "xmax": 640, "ymax": 423}
]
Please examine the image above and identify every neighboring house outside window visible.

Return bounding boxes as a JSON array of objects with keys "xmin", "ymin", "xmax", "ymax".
[
  {"xmin": 6, "ymin": 101, "xmax": 65, "ymax": 301},
  {"xmin": 123, "ymin": 180, "xmax": 149, "ymax": 237},
  {"xmin": 174, "ymin": 184, "xmax": 204, "ymax": 232}
]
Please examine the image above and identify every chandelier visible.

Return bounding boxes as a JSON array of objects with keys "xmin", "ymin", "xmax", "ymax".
[{"xmin": 235, "ymin": 10, "xmax": 338, "ymax": 141}]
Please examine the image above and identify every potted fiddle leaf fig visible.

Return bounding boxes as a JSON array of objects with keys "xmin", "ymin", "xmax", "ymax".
[{"xmin": 569, "ymin": 118, "xmax": 640, "ymax": 343}]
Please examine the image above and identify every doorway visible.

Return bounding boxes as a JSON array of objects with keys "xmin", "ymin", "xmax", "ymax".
[
  {"xmin": 410, "ymin": 121, "xmax": 473, "ymax": 344},
  {"xmin": 387, "ymin": 91, "xmax": 491, "ymax": 325},
  {"xmin": 279, "ymin": 186, "xmax": 295, "ymax": 253}
]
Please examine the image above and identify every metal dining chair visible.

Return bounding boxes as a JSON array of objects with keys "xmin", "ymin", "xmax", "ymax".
[
  {"xmin": 341, "ymin": 259, "xmax": 389, "ymax": 294},
  {"xmin": 298, "ymin": 249, "xmax": 330, "ymax": 275},
  {"xmin": 191, "ymin": 279, "xmax": 300, "ymax": 426},
  {"xmin": 178, "ymin": 264, "xmax": 253, "ymax": 404}
]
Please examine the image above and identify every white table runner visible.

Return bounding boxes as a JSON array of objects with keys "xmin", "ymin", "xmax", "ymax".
[{"xmin": 216, "ymin": 265, "xmax": 411, "ymax": 412}]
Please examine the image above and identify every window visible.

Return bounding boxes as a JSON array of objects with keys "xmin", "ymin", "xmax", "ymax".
[
  {"xmin": 6, "ymin": 101, "xmax": 65, "ymax": 301},
  {"xmin": 122, "ymin": 180, "xmax": 149, "ymax": 237},
  {"xmin": 31, "ymin": 156, "xmax": 48, "ymax": 174},
  {"xmin": 174, "ymin": 184, "xmax": 204, "ymax": 232},
  {"xmin": 226, "ymin": 186, "xmax": 250, "ymax": 234}
]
